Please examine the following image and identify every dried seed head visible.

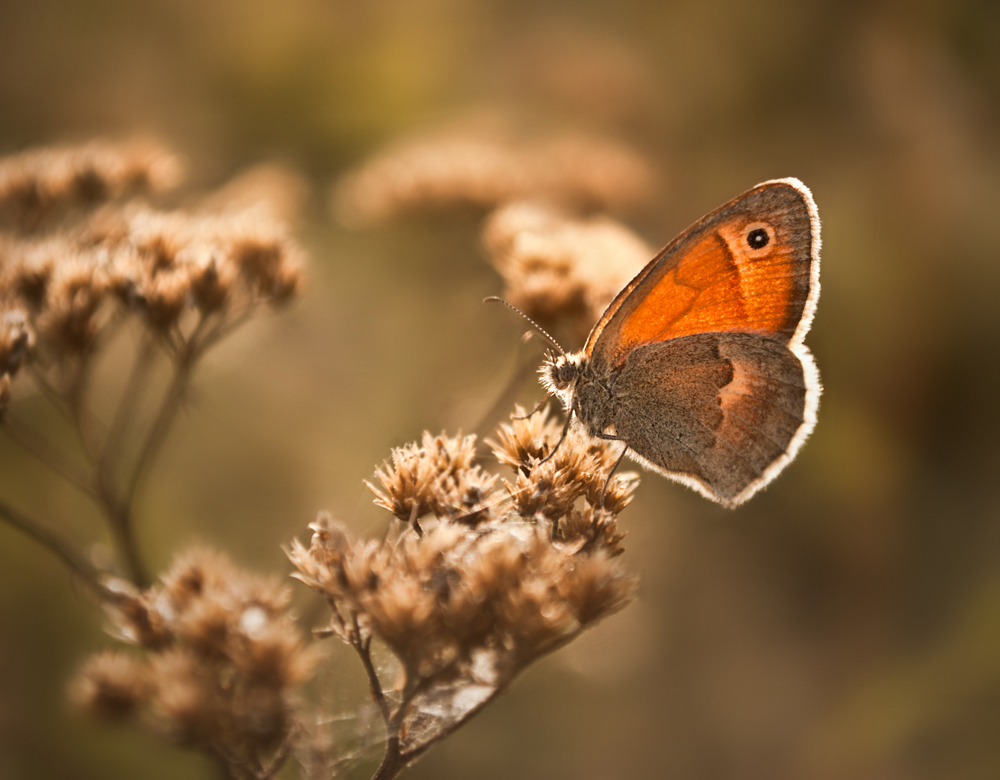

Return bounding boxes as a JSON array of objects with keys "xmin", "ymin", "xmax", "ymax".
[
  {"xmin": 487, "ymin": 405, "xmax": 564, "ymax": 471},
  {"xmin": 230, "ymin": 225, "xmax": 304, "ymax": 302},
  {"xmin": 200, "ymin": 162, "xmax": 309, "ymax": 226},
  {"xmin": 0, "ymin": 142, "xmax": 307, "ymax": 426},
  {"xmin": 0, "ymin": 139, "xmax": 183, "ymax": 230},
  {"xmin": 104, "ymin": 589, "xmax": 173, "ymax": 650},
  {"xmin": 554, "ymin": 549, "xmax": 635, "ymax": 624},
  {"xmin": 36, "ymin": 253, "xmax": 112, "ymax": 353},
  {"xmin": 148, "ymin": 647, "xmax": 218, "ymax": 741},
  {"xmin": 0, "ymin": 235, "xmax": 55, "ymax": 304},
  {"xmin": 290, "ymin": 408, "xmax": 639, "ymax": 752},
  {"xmin": 0, "ymin": 205, "xmax": 304, "ymax": 404},
  {"xmin": 0, "ymin": 308, "xmax": 33, "ymax": 376},
  {"xmin": 290, "ymin": 506, "xmax": 636, "ymax": 692},
  {"xmin": 489, "ymin": 408, "xmax": 637, "ymax": 524},
  {"xmin": 70, "ymin": 650, "xmax": 150, "ymax": 720},
  {"xmin": 367, "ymin": 431, "xmax": 497, "ymax": 524},
  {"xmin": 103, "ymin": 207, "xmax": 305, "ymax": 327},
  {"xmin": 77, "ymin": 549, "xmax": 316, "ymax": 756},
  {"xmin": 332, "ymin": 126, "xmax": 654, "ymax": 226},
  {"xmin": 483, "ymin": 201, "xmax": 651, "ymax": 346}
]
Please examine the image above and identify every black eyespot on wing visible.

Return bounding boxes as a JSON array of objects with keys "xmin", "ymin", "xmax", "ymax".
[{"xmin": 747, "ymin": 227, "xmax": 770, "ymax": 249}]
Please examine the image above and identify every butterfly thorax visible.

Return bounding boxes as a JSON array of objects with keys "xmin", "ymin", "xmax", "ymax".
[{"xmin": 540, "ymin": 351, "xmax": 617, "ymax": 437}]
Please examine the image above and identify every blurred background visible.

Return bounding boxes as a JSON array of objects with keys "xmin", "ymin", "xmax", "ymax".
[{"xmin": 1, "ymin": 0, "xmax": 999, "ymax": 778}]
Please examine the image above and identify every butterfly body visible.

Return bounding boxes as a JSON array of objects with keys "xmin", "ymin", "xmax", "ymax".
[{"xmin": 541, "ymin": 178, "xmax": 821, "ymax": 507}]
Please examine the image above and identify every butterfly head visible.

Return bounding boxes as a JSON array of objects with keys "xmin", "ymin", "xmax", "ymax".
[{"xmin": 540, "ymin": 351, "xmax": 590, "ymax": 408}]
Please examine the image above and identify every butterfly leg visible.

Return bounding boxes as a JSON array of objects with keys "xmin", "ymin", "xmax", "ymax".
[
  {"xmin": 594, "ymin": 437, "xmax": 628, "ymax": 509},
  {"xmin": 537, "ymin": 405, "xmax": 575, "ymax": 465},
  {"xmin": 513, "ymin": 391, "xmax": 553, "ymax": 420}
]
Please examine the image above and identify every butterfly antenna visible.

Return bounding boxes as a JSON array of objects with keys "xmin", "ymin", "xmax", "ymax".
[{"xmin": 484, "ymin": 297, "xmax": 566, "ymax": 356}]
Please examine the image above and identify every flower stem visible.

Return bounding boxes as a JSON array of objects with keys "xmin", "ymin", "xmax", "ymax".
[{"xmin": 0, "ymin": 498, "xmax": 110, "ymax": 600}]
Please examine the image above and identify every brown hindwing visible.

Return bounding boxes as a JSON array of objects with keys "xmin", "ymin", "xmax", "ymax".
[{"xmin": 608, "ymin": 332, "xmax": 808, "ymax": 505}]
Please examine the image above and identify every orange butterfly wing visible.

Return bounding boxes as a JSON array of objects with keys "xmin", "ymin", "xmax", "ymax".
[{"xmin": 585, "ymin": 179, "xmax": 819, "ymax": 374}]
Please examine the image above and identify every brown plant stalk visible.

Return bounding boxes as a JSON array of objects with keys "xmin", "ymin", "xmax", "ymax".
[
  {"xmin": 289, "ymin": 418, "xmax": 638, "ymax": 779},
  {"xmin": 7, "ymin": 127, "xmax": 656, "ymax": 780},
  {"xmin": 0, "ymin": 140, "xmax": 305, "ymax": 589}
]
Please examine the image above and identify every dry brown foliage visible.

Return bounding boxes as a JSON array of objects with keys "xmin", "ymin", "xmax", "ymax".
[
  {"xmin": 288, "ymin": 416, "xmax": 637, "ymax": 778},
  {"xmin": 2, "ymin": 134, "xmax": 649, "ymax": 780}
]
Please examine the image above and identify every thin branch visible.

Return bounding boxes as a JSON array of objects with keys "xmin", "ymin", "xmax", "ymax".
[
  {"xmin": 26, "ymin": 361, "xmax": 77, "ymax": 426},
  {"xmin": 66, "ymin": 342, "xmax": 103, "ymax": 448},
  {"xmin": 209, "ymin": 747, "xmax": 244, "ymax": 780},
  {"xmin": 257, "ymin": 728, "xmax": 297, "ymax": 779},
  {"xmin": 393, "ymin": 632, "xmax": 586, "ymax": 771},
  {"xmin": 371, "ymin": 737, "xmax": 405, "ymax": 780},
  {"xmin": 197, "ymin": 305, "xmax": 257, "ymax": 354},
  {"xmin": 98, "ymin": 334, "xmax": 157, "ymax": 490},
  {"xmin": 120, "ymin": 337, "xmax": 198, "ymax": 507},
  {"xmin": 132, "ymin": 309, "xmax": 254, "ymax": 482},
  {"xmin": 26, "ymin": 357, "xmax": 101, "ymax": 462},
  {"xmin": 369, "ymin": 676, "xmax": 435, "ymax": 780},
  {"xmin": 2, "ymin": 420, "xmax": 95, "ymax": 497},
  {"xmin": 92, "ymin": 486, "xmax": 145, "ymax": 587},
  {"xmin": 96, "ymin": 316, "xmax": 208, "ymax": 587},
  {"xmin": 321, "ymin": 594, "xmax": 349, "ymax": 637},
  {"xmin": 347, "ymin": 616, "xmax": 408, "ymax": 780},
  {"xmin": 90, "ymin": 308, "xmax": 248, "ymax": 587},
  {"xmin": 0, "ymin": 498, "xmax": 110, "ymax": 600},
  {"xmin": 351, "ymin": 624, "xmax": 391, "ymax": 727}
]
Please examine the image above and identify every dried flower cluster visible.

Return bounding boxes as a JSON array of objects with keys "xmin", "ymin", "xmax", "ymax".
[
  {"xmin": 72, "ymin": 550, "xmax": 317, "ymax": 773},
  {"xmin": 0, "ymin": 206, "xmax": 302, "ymax": 356},
  {"xmin": 0, "ymin": 141, "xmax": 304, "ymax": 439},
  {"xmin": 201, "ymin": 163, "xmax": 310, "ymax": 226},
  {"xmin": 0, "ymin": 140, "xmax": 307, "ymax": 590},
  {"xmin": 366, "ymin": 431, "xmax": 499, "ymax": 525},
  {"xmin": 288, "ymin": 412, "xmax": 638, "ymax": 775},
  {"xmin": 0, "ymin": 139, "xmax": 182, "ymax": 231},
  {"xmin": 1, "ymin": 137, "xmax": 649, "ymax": 780},
  {"xmin": 332, "ymin": 128, "xmax": 654, "ymax": 226},
  {"xmin": 483, "ymin": 201, "xmax": 652, "ymax": 345},
  {"xmin": 0, "ymin": 308, "xmax": 30, "ymax": 420},
  {"xmin": 312, "ymin": 127, "xmax": 653, "ymax": 777},
  {"xmin": 332, "ymin": 121, "xmax": 659, "ymax": 351}
]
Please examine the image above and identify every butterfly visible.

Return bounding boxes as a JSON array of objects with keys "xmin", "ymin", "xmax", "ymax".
[{"xmin": 530, "ymin": 178, "xmax": 821, "ymax": 507}]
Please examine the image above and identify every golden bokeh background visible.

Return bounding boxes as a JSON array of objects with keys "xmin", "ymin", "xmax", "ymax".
[{"xmin": 2, "ymin": 1, "xmax": 1000, "ymax": 778}]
